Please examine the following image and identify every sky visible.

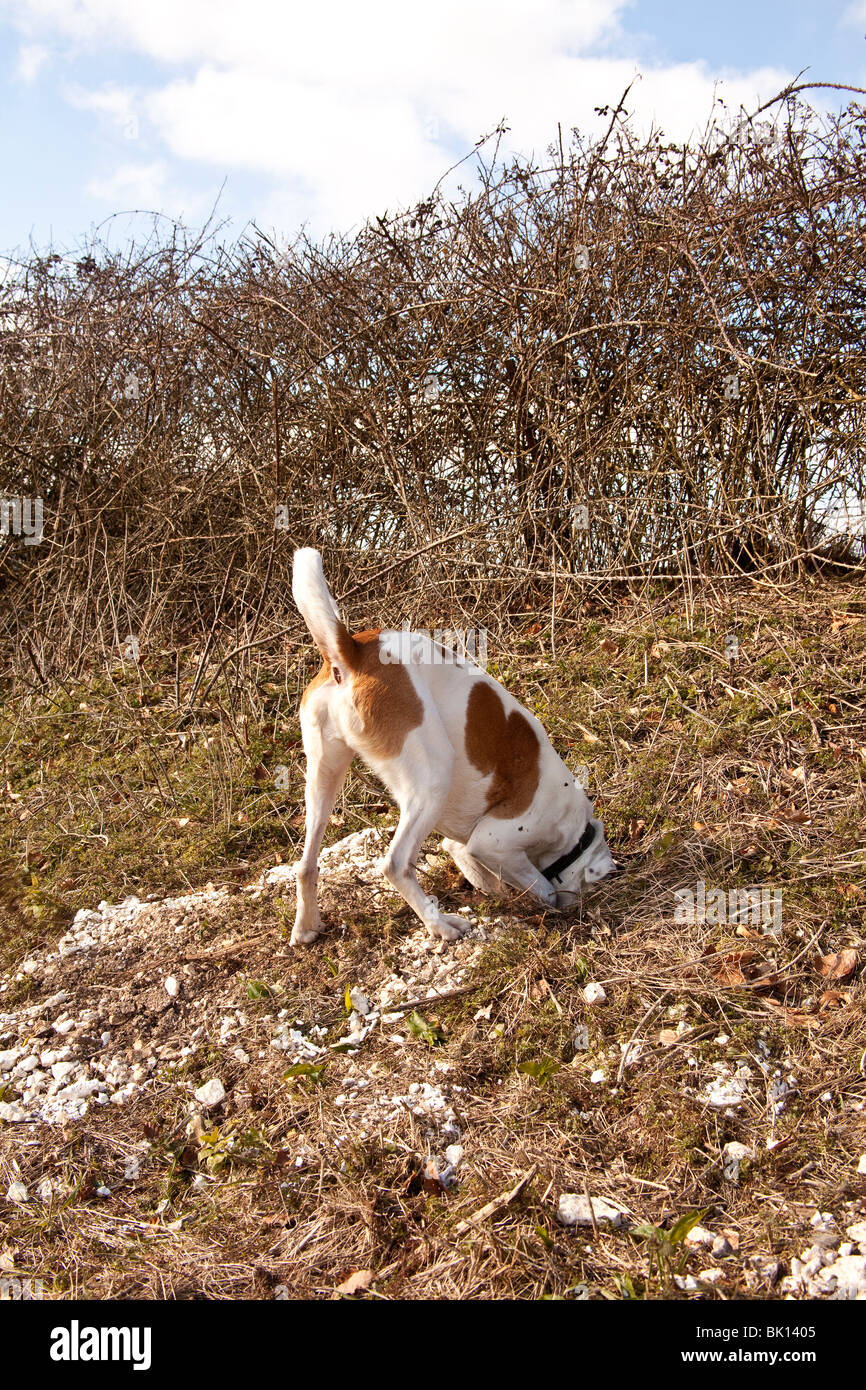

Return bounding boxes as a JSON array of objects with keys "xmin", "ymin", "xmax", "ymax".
[{"xmin": 0, "ymin": 0, "xmax": 864, "ymax": 258}]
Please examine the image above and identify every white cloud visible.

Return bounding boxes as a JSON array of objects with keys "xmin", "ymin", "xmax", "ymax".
[
  {"xmin": 842, "ymin": 2, "xmax": 866, "ymax": 26},
  {"xmin": 0, "ymin": 0, "xmax": 799, "ymax": 236},
  {"xmin": 86, "ymin": 159, "xmax": 167, "ymax": 206},
  {"xmin": 15, "ymin": 42, "xmax": 49, "ymax": 81},
  {"xmin": 68, "ymin": 81, "xmax": 139, "ymax": 139}
]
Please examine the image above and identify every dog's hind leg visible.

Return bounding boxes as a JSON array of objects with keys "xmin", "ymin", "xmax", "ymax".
[
  {"xmin": 441, "ymin": 838, "xmax": 506, "ymax": 896},
  {"xmin": 291, "ymin": 726, "xmax": 353, "ymax": 947}
]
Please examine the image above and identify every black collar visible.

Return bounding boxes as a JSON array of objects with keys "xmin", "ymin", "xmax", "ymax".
[{"xmin": 542, "ymin": 820, "xmax": 598, "ymax": 883}]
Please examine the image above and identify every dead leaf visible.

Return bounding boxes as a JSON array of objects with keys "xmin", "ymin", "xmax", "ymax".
[
  {"xmin": 816, "ymin": 949, "xmax": 858, "ymax": 981},
  {"xmin": 835, "ymin": 883, "xmax": 864, "ymax": 901},
  {"xmin": 658, "ymin": 1028, "xmax": 680, "ymax": 1047},
  {"xmin": 775, "ymin": 807, "xmax": 811, "ymax": 825},
  {"xmin": 760, "ymin": 1000, "xmax": 816, "ymax": 1027},
  {"xmin": 710, "ymin": 951, "xmax": 780, "ymax": 991},
  {"xmin": 336, "ymin": 1269, "xmax": 374, "ymax": 1295},
  {"xmin": 725, "ymin": 776, "xmax": 753, "ymax": 794},
  {"xmin": 711, "ymin": 951, "xmax": 754, "ymax": 987},
  {"xmin": 830, "ymin": 612, "xmax": 862, "ymax": 632},
  {"xmin": 649, "ymin": 640, "xmax": 671, "ymax": 658},
  {"xmin": 600, "ymin": 637, "xmax": 620, "ymax": 656},
  {"xmin": 819, "ymin": 989, "xmax": 852, "ymax": 1011}
]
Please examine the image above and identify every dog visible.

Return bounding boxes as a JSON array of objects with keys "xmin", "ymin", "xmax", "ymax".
[{"xmin": 290, "ymin": 548, "xmax": 616, "ymax": 946}]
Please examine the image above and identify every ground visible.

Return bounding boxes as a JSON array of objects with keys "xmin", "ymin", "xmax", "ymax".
[{"xmin": 0, "ymin": 577, "xmax": 864, "ymax": 1299}]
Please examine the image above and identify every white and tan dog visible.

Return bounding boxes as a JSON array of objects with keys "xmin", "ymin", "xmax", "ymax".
[{"xmin": 290, "ymin": 548, "xmax": 616, "ymax": 946}]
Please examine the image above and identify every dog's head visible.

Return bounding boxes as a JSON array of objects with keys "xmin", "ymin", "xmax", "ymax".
[{"xmin": 544, "ymin": 813, "xmax": 617, "ymax": 908}]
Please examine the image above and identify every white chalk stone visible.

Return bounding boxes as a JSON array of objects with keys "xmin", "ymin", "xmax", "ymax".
[{"xmin": 194, "ymin": 1078, "xmax": 226, "ymax": 1108}]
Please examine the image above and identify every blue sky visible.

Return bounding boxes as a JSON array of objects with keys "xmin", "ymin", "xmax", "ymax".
[{"xmin": 0, "ymin": 0, "xmax": 863, "ymax": 258}]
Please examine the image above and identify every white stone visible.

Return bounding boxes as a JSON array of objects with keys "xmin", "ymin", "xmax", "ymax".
[
  {"xmin": 684, "ymin": 1225, "xmax": 715, "ymax": 1250},
  {"xmin": 845, "ymin": 1221, "xmax": 866, "ymax": 1246},
  {"xmin": 194, "ymin": 1078, "xmax": 226, "ymax": 1108},
  {"xmin": 164, "ymin": 976, "xmax": 179, "ymax": 997},
  {"xmin": 722, "ymin": 1141, "xmax": 752, "ymax": 1181},
  {"xmin": 60, "ymin": 1079, "xmax": 103, "ymax": 1100},
  {"xmin": 674, "ymin": 1274, "xmax": 704, "ymax": 1291},
  {"xmin": 702, "ymin": 1076, "xmax": 748, "ymax": 1109},
  {"xmin": 590, "ymin": 1069, "xmax": 606, "ymax": 1084},
  {"xmin": 349, "ymin": 989, "xmax": 371, "ymax": 1016},
  {"xmin": 810, "ymin": 1210, "xmax": 837, "ymax": 1232},
  {"xmin": 811, "ymin": 1255, "xmax": 866, "ymax": 1299},
  {"xmin": 445, "ymin": 1144, "xmax": 464, "ymax": 1167},
  {"xmin": 556, "ymin": 1193, "xmax": 629, "ymax": 1228},
  {"xmin": 582, "ymin": 983, "xmax": 607, "ymax": 1006},
  {"xmin": 6, "ymin": 1181, "xmax": 29, "ymax": 1203}
]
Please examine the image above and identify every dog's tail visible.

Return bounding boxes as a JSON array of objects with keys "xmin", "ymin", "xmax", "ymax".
[{"xmin": 292, "ymin": 548, "xmax": 356, "ymax": 670}]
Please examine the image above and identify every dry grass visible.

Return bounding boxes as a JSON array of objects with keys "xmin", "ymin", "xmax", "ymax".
[{"xmin": 1, "ymin": 576, "xmax": 865, "ymax": 1300}]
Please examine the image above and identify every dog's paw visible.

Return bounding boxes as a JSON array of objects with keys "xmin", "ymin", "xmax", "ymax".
[
  {"xmin": 427, "ymin": 912, "xmax": 470, "ymax": 942},
  {"xmin": 290, "ymin": 921, "xmax": 321, "ymax": 947}
]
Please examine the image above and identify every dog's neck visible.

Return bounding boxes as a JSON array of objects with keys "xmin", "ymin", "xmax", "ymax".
[{"xmin": 541, "ymin": 820, "xmax": 597, "ymax": 883}]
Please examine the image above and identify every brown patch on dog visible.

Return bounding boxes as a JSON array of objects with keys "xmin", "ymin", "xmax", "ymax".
[
  {"xmin": 303, "ymin": 628, "xmax": 423, "ymax": 759},
  {"xmin": 349, "ymin": 630, "xmax": 424, "ymax": 759},
  {"xmin": 300, "ymin": 661, "xmax": 333, "ymax": 707},
  {"xmin": 465, "ymin": 680, "xmax": 540, "ymax": 818}
]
